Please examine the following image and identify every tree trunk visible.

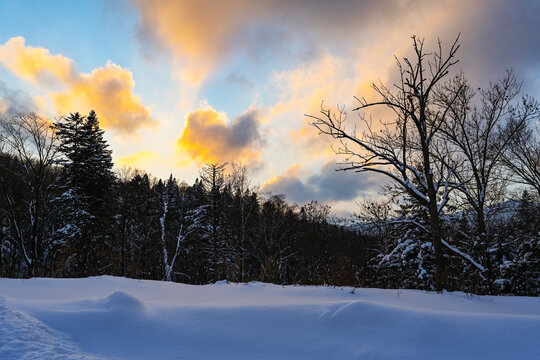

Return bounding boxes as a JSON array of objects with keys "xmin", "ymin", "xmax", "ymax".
[
  {"xmin": 428, "ymin": 199, "xmax": 446, "ymax": 291},
  {"xmin": 423, "ymin": 139, "xmax": 446, "ymax": 291}
]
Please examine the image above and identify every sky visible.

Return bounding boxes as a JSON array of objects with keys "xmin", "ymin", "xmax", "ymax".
[{"xmin": 0, "ymin": 0, "xmax": 539, "ymax": 214}]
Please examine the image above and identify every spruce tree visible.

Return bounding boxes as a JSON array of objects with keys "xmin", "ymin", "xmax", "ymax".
[{"xmin": 52, "ymin": 111, "xmax": 116, "ymax": 276}]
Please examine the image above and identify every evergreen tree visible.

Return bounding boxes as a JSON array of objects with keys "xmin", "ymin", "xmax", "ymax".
[
  {"xmin": 498, "ymin": 191, "xmax": 540, "ymax": 295},
  {"xmin": 52, "ymin": 111, "xmax": 116, "ymax": 276},
  {"xmin": 199, "ymin": 163, "xmax": 230, "ymax": 282}
]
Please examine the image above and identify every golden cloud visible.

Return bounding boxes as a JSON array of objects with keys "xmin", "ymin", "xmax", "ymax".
[
  {"xmin": 116, "ymin": 151, "xmax": 164, "ymax": 169},
  {"xmin": 0, "ymin": 37, "xmax": 155, "ymax": 133},
  {"xmin": 51, "ymin": 62, "xmax": 155, "ymax": 132},
  {"xmin": 130, "ymin": 0, "xmax": 477, "ymax": 84},
  {"xmin": 132, "ymin": 0, "xmax": 287, "ymax": 84},
  {"xmin": 176, "ymin": 107, "xmax": 263, "ymax": 165},
  {"xmin": 133, "ymin": 0, "xmax": 244, "ymax": 83},
  {"xmin": 0, "ymin": 37, "xmax": 77, "ymax": 85},
  {"xmin": 269, "ymin": 53, "xmax": 377, "ymax": 160},
  {"xmin": 261, "ymin": 163, "xmax": 303, "ymax": 188}
]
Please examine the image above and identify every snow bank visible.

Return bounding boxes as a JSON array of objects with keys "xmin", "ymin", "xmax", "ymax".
[
  {"xmin": 1, "ymin": 276, "xmax": 539, "ymax": 359},
  {"xmin": 0, "ymin": 297, "xmax": 105, "ymax": 360}
]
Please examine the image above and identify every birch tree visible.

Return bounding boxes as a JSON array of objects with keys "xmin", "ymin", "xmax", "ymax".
[{"xmin": 159, "ymin": 175, "xmax": 187, "ymax": 281}]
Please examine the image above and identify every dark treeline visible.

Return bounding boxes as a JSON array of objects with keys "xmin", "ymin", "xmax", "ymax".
[
  {"xmin": 0, "ymin": 107, "xmax": 538, "ymax": 296},
  {"xmin": 0, "ymin": 112, "xmax": 369, "ymax": 286}
]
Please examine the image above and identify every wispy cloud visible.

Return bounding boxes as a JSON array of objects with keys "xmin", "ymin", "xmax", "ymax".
[
  {"xmin": 116, "ymin": 151, "xmax": 165, "ymax": 169},
  {"xmin": 0, "ymin": 80, "xmax": 37, "ymax": 116}
]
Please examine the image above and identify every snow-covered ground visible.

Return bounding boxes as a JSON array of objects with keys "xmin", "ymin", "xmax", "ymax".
[{"xmin": 1, "ymin": 276, "xmax": 539, "ymax": 360}]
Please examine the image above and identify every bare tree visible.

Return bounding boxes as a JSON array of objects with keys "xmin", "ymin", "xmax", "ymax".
[
  {"xmin": 0, "ymin": 112, "xmax": 59, "ymax": 276},
  {"xmin": 436, "ymin": 71, "xmax": 539, "ymax": 287},
  {"xmin": 502, "ymin": 121, "xmax": 540, "ymax": 198},
  {"xmin": 308, "ymin": 36, "xmax": 464, "ymax": 290},
  {"xmin": 229, "ymin": 163, "xmax": 257, "ymax": 282}
]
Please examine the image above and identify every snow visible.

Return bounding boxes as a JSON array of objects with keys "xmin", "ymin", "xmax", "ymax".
[
  {"xmin": 1, "ymin": 276, "xmax": 539, "ymax": 360},
  {"xmin": 441, "ymin": 239, "xmax": 486, "ymax": 272}
]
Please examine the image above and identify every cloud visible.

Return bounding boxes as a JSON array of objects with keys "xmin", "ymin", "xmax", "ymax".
[
  {"xmin": 0, "ymin": 37, "xmax": 78, "ymax": 85},
  {"xmin": 131, "ymin": 1, "xmax": 516, "ymax": 77},
  {"xmin": 130, "ymin": 0, "xmax": 540, "ymax": 113},
  {"xmin": 116, "ymin": 151, "xmax": 164, "ymax": 169},
  {"xmin": 454, "ymin": 1, "xmax": 540, "ymax": 86},
  {"xmin": 176, "ymin": 107, "xmax": 264, "ymax": 165},
  {"xmin": 269, "ymin": 51, "xmax": 390, "ymax": 161},
  {"xmin": 264, "ymin": 0, "xmax": 540, "ymax": 164},
  {"xmin": 0, "ymin": 37, "xmax": 155, "ymax": 133},
  {"xmin": 129, "ymin": 0, "xmax": 438, "ymax": 83},
  {"xmin": 0, "ymin": 80, "xmax": 37, "ymax": 116},
  {"xmin": 51, "ymin": 62, "xmax": 155, "ymax": 133},
  {"xmin": 261, "ymin": 161, "xmax": 383, "ymax": 204}
]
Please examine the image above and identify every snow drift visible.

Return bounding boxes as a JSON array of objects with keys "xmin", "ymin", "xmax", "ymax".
[{"xmin": 1, "ymin": 276, "xmax": 539, "ymax": 359}]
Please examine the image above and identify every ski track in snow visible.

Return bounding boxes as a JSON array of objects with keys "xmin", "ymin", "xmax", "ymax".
[
  {"xmin": 1, "ymin": 276, "xmax": 539, "ymax": 360},
  {"xmin": 0, "ymin": 297, "xmax": 105, "ymax": 360}
]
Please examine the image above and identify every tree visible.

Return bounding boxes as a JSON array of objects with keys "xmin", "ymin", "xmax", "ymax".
[
  {"xmin": 309, "ymin": 36, "xmax": 463, "ymax": 290},
  {"xmin": 0, "ymin": 113, "xmax": 59, "ymax": 276},
  {"xmin": 114, "ymin": 169, "xmax": 159, "ymax": 277},
  {"xmin": 159, "ymin": 175, "xmax": 185, "ymax": 281},
  {"xmin": 227, "ymin": 163, "xmax": 258, "ymax": 282},
  {"xmin": 52, "ymin": 111, "xmax": 116, "ymax": 276},
  {"xmin": 497, "ymin": 190, "xmax": 540, "ymax": 296},
  {"xmin": 256, "ymin": 195, "xmax": 298, "ymax": 284},
  {"xmin": 502, "ymin": 121, "xmax": 540, "ymax": 198},
  {"xmin": 199, "ymin": 163, "xmax": 231, "ymax": 281},
  {"xmin": 436, "ymin": 71, "xmax": 539, "ymax": 289}
]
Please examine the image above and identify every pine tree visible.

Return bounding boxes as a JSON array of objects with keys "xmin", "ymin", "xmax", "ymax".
[
  {"xmin": 52, "ymin": 111, "xmax": 116, "ymax": 276},
  {"xmin": 199, "ymin": 163, "xmax": 230, "ymax": 282},
  {"xmin": 182, "ymin": 178, "xmax": 209, "ymax": 283},
  {"xmin": 131, "ymin": 173, "xmax": 161, "ymax": 278}
]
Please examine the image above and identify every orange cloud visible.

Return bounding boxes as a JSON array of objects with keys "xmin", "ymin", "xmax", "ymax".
[
  {"xmin": 132, "ymin": 0, "xmax": 251, "ymax": 83},
  {"xmin": 0, "ymin": 37, "xmax": 155, "ymax": 133},
  {"xmin": 51, "ymin": 62, "xmax": 155, "ymax": 132},
  {"xmin": 262, "ymin": 163, "xmax": 303, "ymax": 188},
  {"xmin": 130, "ymin": 0, "xmax": 478, "ymax": 84},
  {"xmin": 177, "ymin": 108, "xmax": 264, "ymax": 165},
  {"xmin": 116, "ymin": 151, "xmax": 164, "ymax": 169},
  {"xmin": 0, "ymin": 37, "xmax": 77, "ymax": 85},
  {"xmin": 268, "ymin": 53, "xmax": 383, "ymax": 160}
]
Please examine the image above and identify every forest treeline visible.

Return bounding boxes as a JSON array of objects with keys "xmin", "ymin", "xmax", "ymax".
[
  {"xmin": 1, "ymin": 99, "xmax": 539, "ymax": 295},
  {"xmin": 0, "ymin": 111, "xmax": 370, "ymax": 287}
]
